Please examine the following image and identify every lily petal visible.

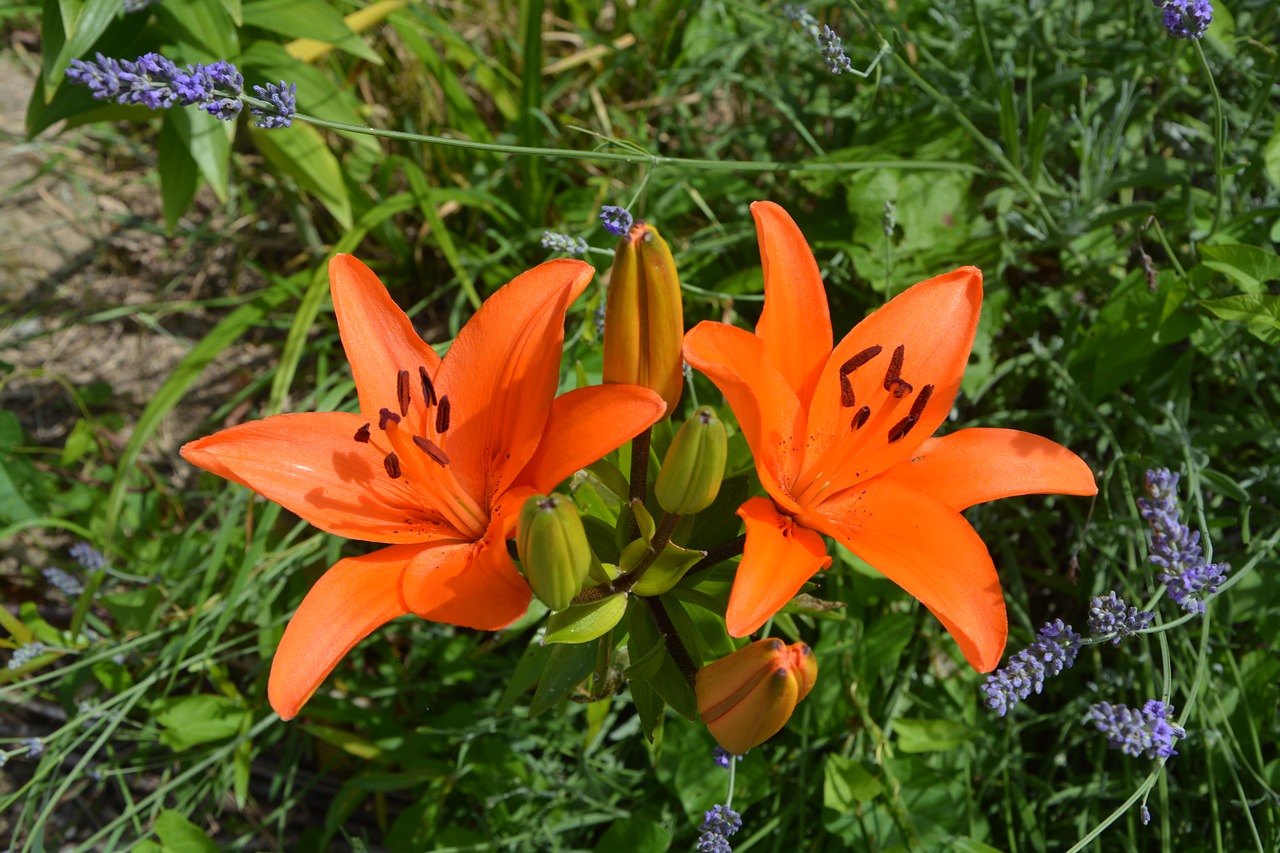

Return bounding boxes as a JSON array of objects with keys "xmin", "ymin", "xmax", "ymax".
[
  {"xmin": 882, "ymin": 428, "xmax": 1098, "ymax": 511},
  {"xmin": 330, "ymin": 254, "xmax": 444, "ymax": 436},
  {"xmin": 799, "ymin": 267, "xmax": 982, "ymax": 496},
  {"xmin": 751, "ymin": 201, "xmax": 833, "ymax": 408},
  {"xmin": 436, "ymin": 259, "xmax": 594, "ymax": 509},
  {"xmin": 515, "ymin": 384, "xmax": 666, "ymax": 493},
  {"xmin": 726, "ymin": 497, "xmax": 833, "ymax": 637},
  {"xmin": 400, "ymin": 521, "xmax": 532, "ymax": 629},
  {"xmin": 180, "ymin": 412, "xmax": 458, "ymax": 544},
  {"xmin": 683, "ymin": 322, "xmax": 807, "ymax": 509},
  {"xmin": 268, "ymin": 545, "xmax": 413, "ymax": 720},
  {"xmin": 810, "ymin": 477, "xmax": 1006, "ymax": 672}
]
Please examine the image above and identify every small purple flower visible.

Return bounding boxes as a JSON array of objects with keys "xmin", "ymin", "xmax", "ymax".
[
  {"xmin": 43, "ymin": 567, "xmax": 84, "ymax": 597},
  {"xmin": 599, "ymin": 206, "xmax": 633, "ymax": 237},
  {"xmin": 1087, "ymin": 592, "xmax": 1154, "ymax": 643},
  {"xmin": 782, "ymin": 5, "xmax": 822, "ymax": 43},
  {"xmin": 1091, "ymin": 700, "xmax": 1186, "ymax": 759},
  {"xmin": 250, "ymin": 81, "xmax": 296, "ymax": 129},
  {"xmin": 23, "ymin": 738, "xmax": 45, "ymax": 758},
  {"xmin": 540, "ymin": 231, "xmax": 588, "ymax": 255},
  {"xmin": 1152, "ymin": 0, "xmax": 1213, "ymax": 39},
  {"xmin": 712, "ymin": 745, "xmax": 745, "ymax": 769},
  {"xmin": 69, "ymin": 542, "xmax": 107, "ymax": 572},
  {"xmin": 981, "ymin": 619, "xmax": 1081, "ymax": 716},
  {"xmin": 817, "ymin": 25, "xmax": 854, "ymax": 74},
  {"xmin": 8, "ymin": 642, "xmax": 47, "ymax": 670},
  {"xmin": 1138, "ymin": 469, "xmax": 1229, "ymax": 614},
  {"xmin": 696, "ymin": 804, "xmax": 742, "ymax": 853}
]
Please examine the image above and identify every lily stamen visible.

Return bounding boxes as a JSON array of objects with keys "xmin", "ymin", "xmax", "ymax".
[
  {"xmin": 413, "ymin": 434, "xmax": 450, "ymax": 466},
  {"xmin": 354, "ymin": 423, "xmax": 371, "ymax": 443},
  {"xmin": 396, "ymin": 369, "xmax": 411, "ymax": 417},
  {"xmin": 379, "ymin": 407, "xmax": 401, "ymax": 429},
  {"xmin": 435, "ymin": 395, "xmax": 451, "ymax": 433},
  {"xmin": 419, "ymin": 365, "xmax": 437, "ymax": 407},
  {"xmin": 384, "ymin": 452, "xmax": 401, "ymax": 479}
]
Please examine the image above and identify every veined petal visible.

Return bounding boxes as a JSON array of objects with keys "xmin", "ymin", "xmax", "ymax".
[
  {"xmin": 881, "ymin": 428, "xmax": 1098, "ymax": 511},
  {"xmin": 268, "ymin": 544, "xmax": 413, "ymax": 720},
  {"xmin": 330, "ymin": 254, "xmax": 443, "ymax": 436},
  {"xmin": 400, "ymin": 520, "xmax": 532, "ymax": 629},
  {"xmin": 809, "ymin": 478, "xmax": 1007, "ymax": 672},
  {"xmin": 726, "ymin": 497, "xmax": 833, "ymax": 637},
  {"xmin": 180, "ymin": 412, "xmax": 459, "ymax": 544},
  {"xmin": 751, "ymin": 201, "xmax": 833, "ymax": 408},
  {"xmin": 683, "ymin": 321, "xmax": 806, "ymax": 509},
  {"xmin": 514, "ymin": 384, "xmax": 666, "ymax": 493},
  {"xmin": 798, "ymin": 267, "xmax": 982, "ymax": 501},
  {"xmin": 436, "ymin": 259, "xmax": 594, "ymax": 510}
]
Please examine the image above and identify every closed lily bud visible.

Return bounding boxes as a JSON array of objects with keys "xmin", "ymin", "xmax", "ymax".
[
  {"xmin": 516, "ymin": 494, "xmax": 592, "ymax": 612},
  {"xmin": 655, "ymin": 406, "xmax": 727, "ymax": 515},
  {"xmin": 602, "ymin": 221, "xmax": 684, "ymax": 414},
  {"xmin": 696, "ymin": 638, "xmax": 818, "ymax": 755}
]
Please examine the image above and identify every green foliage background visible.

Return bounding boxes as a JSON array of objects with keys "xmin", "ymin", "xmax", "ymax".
[{"xmin": 2, "ymin": 0, "xmax": 1278, "ymax": 850}]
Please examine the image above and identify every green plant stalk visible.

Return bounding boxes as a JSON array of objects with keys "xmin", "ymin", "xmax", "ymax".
[
  {"xmin": 1193, "ymin": 41, "xmax": 1227, "ymax": 240},
  {"xmin": 573, "ymin": 510, "xmax": 682, "ymax": 603},
  {"xmin": 290, "ymin": 111, "xmax": 984, "ymax": 175}
]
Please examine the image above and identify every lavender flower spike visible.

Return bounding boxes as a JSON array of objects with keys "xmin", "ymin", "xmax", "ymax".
[
  {"xmin": 1138, "ymin": 468, "xmax": 1229, "ymax": 614},
  {"xmin": 1152, "ymin": 0, "xmax": 1213, "ymax": 39},
  {"xmin": 696, "ymin": 803, "xmax": 742, "ymax": 853},
  {"xmin": 541, "ymin": 231, "xmax": 588, "ymax": 255},
  {"xmin": 1091, "ymin": 700, "xmax": 1186, "ymax": 759},
  {"xmin": 599, "ymin": 206, "xmax": 633, "ymax": 237},
  {"xmin": 981, "ymin": 619, "xmax": 1081, "ymax": 716},
  {"xmin": 251, "ymin": 81, "xmax": 297, "ymax": 129},
  {"xmin": 1087, "ymin": 591, "xmax": 1153, "ymax": 644}
]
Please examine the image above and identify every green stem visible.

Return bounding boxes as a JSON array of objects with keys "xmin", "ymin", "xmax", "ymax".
[
  {"xmin": 572, "ymin": 509, "xmax": 683, "ymax": 603},
  {"xmin": 291, "ymin": 111, "xmax": 984, "ymax": 175},
  {"xmin": 1193, "ymin": 42, "xmax": 1227, "ymax": 240},
  {"xmin": 686, "ymin": 534, "xmax": 747, "ymax": 577},
  {"xmin": 644, "ymin": 596, "xmax": 697, "ymax": 688}
]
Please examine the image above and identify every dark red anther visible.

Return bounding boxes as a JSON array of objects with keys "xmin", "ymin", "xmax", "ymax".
[
  {"xmin": 840, "ymin": 375, "xmax": 856, "ymax": 408},
  {"xmin": 384, "ymin": 452, "xmax": 402, "ymax": 479},
  {"xmin": 378, "ymin": 407, "xmax": 401, "ymax": 430},
  {"xmin": 882, "ymin": 344, "xmax": 914, "ymax": 399},
  {"xmin": 413, "ymin": 434, "xmax": 450, "ymax": 466},
  {"xmin": 851, "ymin": 406, "xmax": 871, "ymax": 430},
  {"xmin": 840, "ymin": 345, "xmax": 882, "ymax": 376},
  {"xmin": 435, "ymin": 395, "xmax": 451, "ymax": 433},
  {"xmin": 419, "ymin": 366, "xmax": 437, "ymax": 407},
  {"xmin": 886, "ymin": 384, "xmax": 934, "ymax": 443},
  {"xmin": 397, "ymin": 369, "xmax": 411, "ymax": 417},
  {"xmin": 354, "ymin": 423, "xmax": 371, "ymax": 443}
]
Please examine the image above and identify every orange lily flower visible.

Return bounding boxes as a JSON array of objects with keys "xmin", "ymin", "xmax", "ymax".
[
  {"xmin": 682, "ymin": 202, "xmax": 1097, "ymax": 672},
  {"xmin": 182, "ymin": 255, "xmax": 665, "ymax": 719}
]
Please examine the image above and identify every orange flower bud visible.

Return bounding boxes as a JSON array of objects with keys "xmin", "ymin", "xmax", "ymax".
[
  {"xmin": 602, "ymin": 222, "xmax": 684, "ymax": 414},
  {"xmin": 695, "ymin": 638, "xmax": 818, "ymax": 755}
]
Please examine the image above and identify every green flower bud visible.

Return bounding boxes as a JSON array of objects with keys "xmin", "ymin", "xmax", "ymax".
[
  {"xmin": 516, "ymin": 494, "xmax": 592, "ymax": 611},
  {"xmin": 654, "ymin": 406, "xmax": 728, "ymax": 515},
  {"xmin": 602, "ymin": 222, "xmax": 684, "ymax": 414}
]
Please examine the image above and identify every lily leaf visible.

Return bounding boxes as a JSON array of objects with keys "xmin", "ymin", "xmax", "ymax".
[
  {"xmin": 545, "ymin": 594, "xmax": 628, "ymax": 645},
  {"xmin": 630, "ymin": 541, "xmax": 706, "ymax": 598}
]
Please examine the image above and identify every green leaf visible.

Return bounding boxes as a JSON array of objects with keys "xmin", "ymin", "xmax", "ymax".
[
  {"xmin": 168, "ymin": 108, "xmax": 231, "ymax": 204},
  {"xmin": 101, "ymin": 587, "xmax": 163, "ymax": 632},
  {"xmin": 301, "ymin": 724, "xmax": 383, "ymax": 760},
  {"xmin": 153, "ymin": 0, "xmax": 239, "ymax": 63},
  {"xmin": 894, "ymin": 718, "xmax": 978, "ymax": 753},
  {"xmin": 630, "ymin": 541, "xmax": 705, "ymax": 597},
  {"xmin": 529, "ymin": 641, "xmax": 596, "ymax": 717},
  {"xmin": 242, "ymin": 0, "xmax": 381, "ymax": 63},
  {"xmin": 150, "ymin": 695, "xmax": 251, "ymax": 751},
  {"xmin": 154, "ymin": 809, "xmax": 218, "ymax": 853},
  {"xmin": 1199, "ymin": 244, "xmax": 1280, "ymax": 293},
  {"xmin": 1264, "ymin": 118, "xmax": 1280, "ymax": 190},
  {"xmin": 823, "ymin": 753, "xmax": 884, "ymax": 809},
  {"xmin": 496, "ymin": 638, "xmax": 552, "ymax": 715},
  {"xmin": 44, "ymin": 0, "xmax": 119, "ymax": 94},
  {"xmin": 252, "ymin": 122, "xmax": 353, "ymax": 229},
  {"xmin": 596, "ymin": 817, "xmax": 673, "ymax": 853},
  {"xmin": 544, "ymin": 594, "xmax": 628, "ymax": 644},
  {"xmin": 1201, "ymin": 293, "xmax": 1280, "ymax": 335},
  {"xmin": 859, "ymin": 612, "xmax": 915, "ymax": 671},
  {"xmin": 158, "ymin": 117, "xmax": 201, "ymax": 232}
]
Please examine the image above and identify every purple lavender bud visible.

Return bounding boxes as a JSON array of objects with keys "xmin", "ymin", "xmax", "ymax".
[
  {"xmin": 1153, "ymin": 0, "xmax": 1213, "ymax": 39},
  {"xmin": 541, "ymin": 231, "xmax": 588, "ymax": 255},
  {"xmin": 1091, "ymin": 699, "xmax": 1186, "ymax": 759},
  {"xmin": 8, "ymin": 642, "xmax": 47, "ymax": 670},
  {"xmin": 599, "ymin": 205, "xmax": 633, "ymax": 237},
  {"xmin": 817, "ymin": 25, "xmax": 854, "ymax": 74},
  {"xmin": 201, "ymin": 97, "xmax": 243, "ymax": 121},
  {"xmin": 69, "ymin": 542, "xmax": 107, "ymax": 572},
  {"xmin": 204, "ymin": 60, "xmax": 244, "ymax": 94},
  {"xmin": 782, "ymin": 5, "xmax": 822, "ymax": 43},
  {"xmin": 711, "ymin": 745, "xmax": 745, "ymax": 769},
  {"xmin": 250, "ymin": 81, "xmax": 297, "ymax": 129},
  {"xmin": 1087, "ymin": 592, "xmax": 1154, "ymax": 643},
  {"xmin": 23, "ymin": 738, "xmax": 45, "ymax": 758},
  {"xmin": 1138, "ymin": 468, "xmax": 1230, "ymax": 614},
  {"xmin": 981, "ymin": 619, "xmax": 1081, "ymax": 716},
  {"xmin": 696, "ymin": 804, "xmax": 742, "ymax": 852},
  {"xmin": 43, "ymin": 567, "xmax": 85, "ymax": 597}
]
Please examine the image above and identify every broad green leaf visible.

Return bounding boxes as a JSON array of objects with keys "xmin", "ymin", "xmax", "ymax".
[
  {"xmin": 496, "ymin": 638, "xmax": 553, "ymax": 715},
  {"xmin": 529, "ymin": 641, "xmax": 596, "ymax": 717},
  {"xmin": 1201, "ymin": 293, "xmax": 1280, "ymax": 333},
  {"xmin": 630, "ymin": 540, "xmax": 705, "ymax": 597},
  {"xmin": 894, "ymin": 718, "xmax": 978, "ymax": 753},
  {"xmin": 242, "ymin": 0, "xmax": 381, "ymax": 64},
  {"xmin": 168, "ymin": 107, "xmax": 231, "ymax": 203},
  {"xmin": 302, "ymin": 724, "xmax": 383, "ymax": 760},
  {"xmin": 252, "ymin": 122, "xmax": 352, "ymax": 229},
  {"xmin": 1199, "ymin": 244, "xmax": 1280, "ymax": 292},
  {"xmin": 154, "ymin": 809, "xmax": 218, "ymax": 853},
  {"xmin": 150, "ymin": 695, "xmax": 251, "ymax": 751},
  {"xmin": 100, "ymin": 587, "xmax": 163, "ymax": 632},
  {"xmin": 597, "ymin": 817, "xmax": 673, "ymax": 853},
  {"xmin": 544, "ymin": 594, "xmax": 628, "ymax": 644},
  {"xmin": 45, "ymin": 0, "xmax": 119, "ymax": 94},
  {"xmin": 154, "ymin": 0, "xmax": 238, "ymax": 64},
  {"xmin": 1265, "ymin": 118, "xmax": 1280, "ymax": 190},
  {"xmin": 824, "ymin": 753, "xmax": 884, "ymax": 809},
  {"xmin": 859, "ymin": 612, "xmax": 915, "ymax": 672}
]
